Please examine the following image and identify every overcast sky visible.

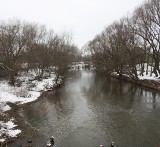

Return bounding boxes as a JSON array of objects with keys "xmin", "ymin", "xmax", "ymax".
[{"xmin": 0, "ymin": 0, "xmax": 145, "ymax": 48}]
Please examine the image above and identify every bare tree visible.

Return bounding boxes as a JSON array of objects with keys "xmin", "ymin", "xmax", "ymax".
[
  {"xmin": 133, "ymin": 0, "xmax": 160, "ymax": 76},
  {"xmin": 0, "ymin": 19, "xmax": 36, "ymax": 84}
]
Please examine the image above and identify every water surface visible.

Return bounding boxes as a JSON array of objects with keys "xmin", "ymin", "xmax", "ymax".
[{"xmin": 10, "ymin": 70, "xmax": 160, "ymax": 147}]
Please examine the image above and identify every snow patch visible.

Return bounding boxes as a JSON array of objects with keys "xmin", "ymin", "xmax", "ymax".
[
  {"xmin": 112, "ymin": 63, "xmax": 160, "ymax": 81},
  {"xmin": 0, "ymin": 70, "xmax": 57, "ymax": 142},
  {"xmin": 0, "ymin": 71, "xmax": 56, "ymax": 109},
  {"xmin": 0, "ymin": 119, "xmax": 21, "ymax": 142}
]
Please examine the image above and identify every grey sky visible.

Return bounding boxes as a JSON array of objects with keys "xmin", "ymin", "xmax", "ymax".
[{"xmin": 0, "ymin": 0, "xmax": 144, "ymax": 48}]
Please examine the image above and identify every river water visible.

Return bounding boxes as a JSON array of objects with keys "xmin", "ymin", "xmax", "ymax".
[{"xmin": 9, "ymin": 70, "xmax": 160, "ymax": 147}]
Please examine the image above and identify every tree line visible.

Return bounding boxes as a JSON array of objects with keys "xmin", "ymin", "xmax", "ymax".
[
  {"xmin": 0, "ymin": 19, "xmax": 80, "ymax": 85},
  {"xmin": 85, "ymin": 0, "xmax": 160, "ymax": 80}
]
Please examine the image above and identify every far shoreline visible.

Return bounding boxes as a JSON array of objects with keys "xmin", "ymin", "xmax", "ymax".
[{"xmin": 110, "ymin": 73, "xmax": 160, "ymax": 92}]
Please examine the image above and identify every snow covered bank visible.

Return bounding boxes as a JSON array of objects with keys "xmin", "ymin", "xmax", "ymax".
[
  {"xmin": 136, "ymin": 63, "xmax": 160, "ymax": 80},
  {"xmin": 112, "ymin": 63, "xmax": 160, "ymax": 81},
  {"xmin": 0, "ymin": 118, "xmax": 21, "ymax": 143},
  {"xmin": 111, "ymin": 64, "xmax": 160, "ymax": 90},
  {"xmin": 0, "ymin": 70, "xmax": 57, "ymax": 143},
  {"xmin": 0, "ymin": 71, "xmax": 56, "ymax": 109}
]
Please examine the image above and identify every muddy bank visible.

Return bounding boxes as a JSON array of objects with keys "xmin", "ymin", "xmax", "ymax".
[
  {"xmin": 0, "ymin": 83, "xmax": 60, "ymax": 147},
  {"xmin": 7, "ymin": 103, "xmax": 47, "ymax": 147},
  {"xmin": 1, "ymin": 91, "xmax": 58, "ymax": 147}
]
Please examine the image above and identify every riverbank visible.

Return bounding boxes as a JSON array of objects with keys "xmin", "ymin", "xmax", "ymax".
[
  {"xmin": 0, "ymin": 70, "xmax": 61, "ymax": 145},
  {"xmin": 111, "ymin": 72, "xmax": 160, "ymax": 91}
]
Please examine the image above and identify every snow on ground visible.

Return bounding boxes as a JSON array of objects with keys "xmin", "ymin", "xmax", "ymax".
[
  {"xmin": 0, "ymin": 118, "xmax": 21, "ymax": 143},
  {"xmin": 0, "ymin": 70, "xmax": 56, "ymax": 143},
  {"xmin": 137, "ymin": 72, "xmax": 157, "ymax": 80},
  {"xmin": 0, "ymin": 71, "xmax": 56, "ymax": 107},
  {"xmin": 70, "ymin": 62, "xmax": 92, "ymax": 70},
  {"xmin": 113, "ymin": 63, "xmax": 160, "ymax": 81},
  {"xmin": 136, "ymin": 63, "xmax": 160, "ymax": 80}
]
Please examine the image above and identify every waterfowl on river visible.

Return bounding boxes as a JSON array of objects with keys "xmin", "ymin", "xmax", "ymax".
[{"xmin": 47, "ymin": 136, "xmax": 54, "ymax": 147}]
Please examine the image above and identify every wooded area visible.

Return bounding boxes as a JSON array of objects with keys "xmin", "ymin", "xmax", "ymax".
[
  {"xmin": 85, "ymin": 0, "xmax": 160, "ymax": 80},
  {"xmin": 0, "ymin": 19, "xmax": 80, "ymax": 85}
]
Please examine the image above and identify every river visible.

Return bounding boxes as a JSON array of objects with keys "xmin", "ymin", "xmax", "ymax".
[{"xmin": 9, "ymin": 70, "xmax": 160, "ymax": 147}]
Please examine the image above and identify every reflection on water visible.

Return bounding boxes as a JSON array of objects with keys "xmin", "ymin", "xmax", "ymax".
[{"xmin": 15, "ymin": 70, "xmax": 160, "ymax": 146}]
